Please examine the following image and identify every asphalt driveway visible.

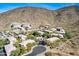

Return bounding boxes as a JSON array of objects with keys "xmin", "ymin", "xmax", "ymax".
[{"xmin": 26, "ymin": 45, "xmax": 46, "ymax": 56}]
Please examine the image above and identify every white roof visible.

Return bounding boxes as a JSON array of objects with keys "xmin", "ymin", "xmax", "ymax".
[
  {"xmin": 44, "ymin": 30, "xmax": 53, "ymax": 33},
  {"xmin": 51, "ymin": 33, "xmax": 59, "ymax": 36},
  {"xmin": 56, "ymin": 27, "xmax": 65, "ymax": 34},
  {"xmin": 12, "ymin": 28, "xmax": 21, "ymax": 34},
  {"xmin": 11, "ymin": 22, "xmax": 21, "ymax": 29},
  {"xmin": 7, "ymin": 36, "xmax": 16, "ymax": 44},
  {"xmin": 37, "ymin": 31, "xmax": 44, "ymax": 35},
  {"xmin": 46, "ymin": 37, "xmax": 60, "ymax": 42},
  {"xmin": 58, "ymin": 34, "xmax": 64, "ymax": 38},
  {"xmin": 4, "ymin": 44, "xmax": 16, "ymax": 56},
  {"xmin": 18, "ymin": 34, "xmax": 27, "ymax": 41},
  {"xmin": 22, "ymin": 23, "xmax": 31, "ymax": 28},
  {"xmin": 36, "ymin": 37, "xmax": 44, "ymax": 41},
  {"xmin": 51, "ymin": 28, "xmax": 56, "ymax": 31}
]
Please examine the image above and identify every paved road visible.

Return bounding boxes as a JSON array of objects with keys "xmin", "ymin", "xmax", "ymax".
[
  {"xmin": 0, "ymin": 47, "xmax": 6, "ymax": 56},
  {"xmin": 26, "ymin": 45, "xmax": 46, "ymax": 56}
]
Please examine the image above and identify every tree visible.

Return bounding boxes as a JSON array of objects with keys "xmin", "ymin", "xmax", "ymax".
[
  {"xmin": 19, "ymin": 45, "xmax": 26, "ymax": 55},
  {"xmin": 13, "ymin": 42, "xmax": 20, "ymax": 48},
  {"xmin": 26, "ymin": 43, "xmax": 33, "ymax": 47},
  {"xmin": 26, "ymin": 43, "xmax": 35, "ymax": 52},
  {"xmin": 42, "ymin": 31, "xmax": 50, "ymax": 38},
  {"xmin": 32, "ymin": 31, "xmax": 40, "ymax": 37},
  {"xmin": 26, "ymin": 47, "xmax": 31, "ymax": 52},
  {"xmin": 27, "ymin": 34, "xmax": 35, "ymax": 39},
  {"xmin": 0, "ymin": 39, "xmax": 10, "ymax": 47},
  {"xmin": 0, "ymin": 39, "xmax": 4, "ymax": 47},
  {"xmin": 64, "ymin": 32, "xmax": 71, "ymax": 39},
  {"xmin": 11, "ymin": 45, "xmax": 27, "ymax": 56},
  {"xmin": 4, "ymin": 39, "xmax": 10, "ymax": 45},
  {"xmin": 16, "ymin": 37, "xmax": 22, "ymax": 43},
  {"xmin": 10, "ymin": 49, "xmax": 20, "ymax": 56}
]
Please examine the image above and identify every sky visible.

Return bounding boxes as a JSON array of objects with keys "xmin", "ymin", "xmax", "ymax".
[{"xmin": 0, "ymin": 3, "xmax": 79, "ymax": 13}]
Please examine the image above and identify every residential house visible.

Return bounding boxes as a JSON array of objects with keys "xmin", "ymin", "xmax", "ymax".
[
  {"xmin": 55, "ymin": 27, "xmax": 65, "ymax": 35},
  {"xmin": 4, "ymin": 44, "xmax": 16, "ymax": 56},
  {"xmin": 21, "ymin": 23, "xmax": 32, "ymax": 30},
  {"xmin": 7, "ymin": 36, "xmax": 16, "ymax": 44},
  {"xmin": 18, "ymin": 34, "xmax": 27, "ymax": 41}
]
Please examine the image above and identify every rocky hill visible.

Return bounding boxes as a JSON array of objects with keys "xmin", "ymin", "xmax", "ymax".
[
  {"xmin": 0, "ymin": 7, "xmax": 56, "ymax": 31},
  {"xmin": 0, "ymin": 6, "xmax": 79, "ymax": 31}
]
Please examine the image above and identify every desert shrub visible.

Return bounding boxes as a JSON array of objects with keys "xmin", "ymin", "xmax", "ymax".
[
  {"xmin": 0, "ymin": 39, "xmax": 4, "ymax": 47},
  {"xmin": 33, "ymin": 38, "xmax": 38, "ymax": 42},
  {"xmin": 26, "ymin": 43, "xmax": 32, "ymax": 52},
  {"xmin": 4, "ymin": 39, "xmax": 10, "ymax": 45},
  {"xmin": 45, "ymin": 51, "xmax": 52, "ymax": 56},
  {"xmin": 64, "ymin": 32, "xmax": 72, "ymax": 39},
  {"xmin": 11, "ymin": 45, "xmax": 26, "ymax": 56},
  {"xmin": 16, "ymin": 37, "xmax": 22, "ymax": 43},
  {"xmin": 0, "ymin": 39, "xmax": 9, "ymax": 47},
  {"xmin": 32, "ymin": 31, "xmax": 40, "ymax": 37},
  {"xmin": 10, "ymin": 49, "xmax": 20, "ymax": 56},
  {"xmin": 13, "ymin": 42, "xmax": 20, "ymax": 48},
  {"xmin": 26, "ymin": 43, "xmax": 35, "ymax": 52},
  {"xmin": 26, "ymin": 47, "xmax": 31, "ymax": 52},
  {"xmin": 19, "ymin": 45, "xmax": 26, "ymax": 55},
  {"xmin": 26, "ymin": 43, "xmax": 35, "ymax": 47},
  {"xmin": 42, "ymin": 31, "xmax": 50, "ymax": 38},
  {"xmin": 27, "ymin": 34, "xmax": 35, "ymax": 39}
]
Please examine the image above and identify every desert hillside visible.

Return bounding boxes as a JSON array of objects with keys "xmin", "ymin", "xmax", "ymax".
[
  {"xmin": 0, "ymin": 7, "xmax": 56, "ymax": 31},
  {"xmin": 0, "ymin": 5, "xmax": 79, "ymax": 56},
  {"xmin": 0, "ymin": 6, "xmax": 79, "ymax": 31}
]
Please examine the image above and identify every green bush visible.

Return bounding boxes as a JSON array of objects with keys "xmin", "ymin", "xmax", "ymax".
[
  {"xmin": 13, "ymin": 42, "xmax": 20, "ymax": 48},
  {"xmin": 64, "ymin": 32, "xmax": 72, "ymax": 39},
  {"xmin": 26, "ymin": 43, "xmax": 35, "ymax": 52},
  {"xmin": 19, "ymin": 46, "xmax": 26, "ymax": 55},
  {"xmin": 16, "ymin": 37, "xmax": 22, "ymax": 43},
  {"xmin": 0, "ymin": 39, "xmax": 9, "ymax": 47},
  {"xmin": 32, "ymin": 31, "xmax": 40, "ymax": 37},
  {"xmin": 0, "ymin": 40, "xmax": 4, "ymax": 47},
  {"xmin": 26, "ymin": 47, "xmax": 31, "ymax": 52},
  {"xmin": 27, "ymin": 34, "xmax": 35, "ymax": 39},
  {"xmin": 4, "ymin": 39, "xmax": 10, "ymax": 45},
  {"xmin": 26, "ymin": 43, "xmax": 34, "ymax": 47},
  {"xmin": 10, "ymin": 45, "xmax": 26, "ymax": 56},
  {"xmin": 10, "ymin": 49, "xmax": 20, "ymax": 56},
  {"xmin": 42, "ymin": 31, "xmax": 50, "ymax": 38}
]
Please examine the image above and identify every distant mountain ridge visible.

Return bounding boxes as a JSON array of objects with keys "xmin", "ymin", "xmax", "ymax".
[{"xmin": 0, "ymin": 5, "xmax": 79, "ymax": 32}]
